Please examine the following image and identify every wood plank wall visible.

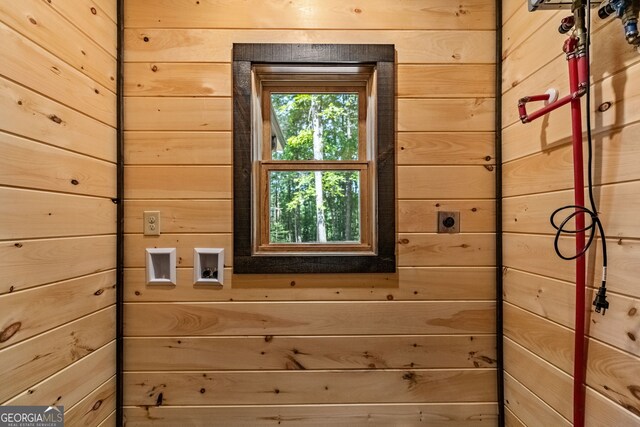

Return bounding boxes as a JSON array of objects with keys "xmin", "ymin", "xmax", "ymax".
[
  {"xmin": 123, "ymin": 1, "xmax": 497, "ymax": 425},
  {"xmin": 0, "ymin": 0, "xmax": 117, "ymax": 425},
  {"xmin": 502, "ymin": 2, "xmax": 640, "ymax": 426}
]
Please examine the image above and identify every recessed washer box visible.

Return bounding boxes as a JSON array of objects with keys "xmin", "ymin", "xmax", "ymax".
[
  {"xmin": 194, "ymin": 248, "xmax": 224, "ymax": 286},
  {"xmin": 145, "ymin": 248, "xmax": 177, "ymax": 285}
]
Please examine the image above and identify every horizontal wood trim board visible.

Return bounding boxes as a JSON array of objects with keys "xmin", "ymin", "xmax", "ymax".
[
  {"xmin": 503, "ymin": 137, "xmax": 640, "ymax": 198},
  {"xmin": 398, "ymin": 200, "xmax": 496, "ymax": 233},
  {"xmin": 0, "ymin": 22, "xmax": 116, "ymax": 126},
  {"xmin": 124, "ymin": 97, "xmax": 231, "ymax": 131},
  {"xmin": 124, "ymin": 131, "xmax": 231, "ymax": 165},
  {"xmin": 504, "ymin": 407, "xmax": 526, "ymax": 427},
  {"xmin": 5, "ymin": 340, "xmax": 116, "ymax": 408},
  {"xmin": 124, "ymin": 266, "xmax": 496, "ymax": 302},
  {"xmin": 124, "ymin": 369, "xmax": 497, "ymax": 405},
  {"xmin": 503, "ymin": 180, "xmax": 640, "ymax": 238},
  {"xmin": 42, "ymin": 0, "xmax": 117, "ymax": 57},
  {"xmin": 397, "ymin": 233, "xmax": 495, "ymax": 267},
  {"xmin": 504, "ymin": 303, "xmax": 640, "ymax": 414},
  {"xmin": 124, "ymin": 64, "xmax": 495, "ymax": 98},
  {"xmin": 397, "ymin": 166, "xmax": 495, "ymax": 199},
  {"xmin": 124, "ymin": 29, "xmax": 496, "ymax": 64},
  {"xmin": 0, "ymin": 307, "xmax": 115, "ymax": 403},
  {"xmin": 123, "ymin": 403, "xmax": 499, "ymax": 426},
  {"xmin": 65, "ymin": 376, "xmax": 116, "ymax": 427},
  {"xmin": 1, "ymin": 0, "xmax": 116, "ymax": 90},
  {"xmin": 124, "ymin": 301, "xmax": 495, "ymax": 336},
  {"xmin": 0, "ymin": 270, "xmax": 116, "ymax": 349},
  {"xmin": 125, "ymin": 0, "xmax": 495, "ymax": 30},
  {"xmin": 504, "ymin": 337, "xmax": 572, "ymax": 421},
  {"xmin": 124, "ymin": 166, "xmax": 231, "ymax": 199},
  {"xmin": 0, "ymin": 79, "xmax": 116, "ymax": 162},
  {"xmin": 504, "ymin": 372, "xmax": 571, "ymax": 427},
  {"xmin": 124, "ymin": 63, "xmax": 231, "ymax": 97},
  {"xmin": 0, "ymin": 188, "xmax": 116, "ymax": 240},
  {"xmin": 398, "ymin": 99, "xmax": 495, "ymax": 132},
  {"xmin": 397, "ymin": 132, "xmax": 495, "ymax": 166},
  {"xmin": 124, "ymin": 200, "xmax": 231, "ymax": 233},
  {"xmin": 124, "ymin": 335, "xmax": 496, "ymax": 371},
  {"xmin": 503, "ymin": 233, "xmax": 640, "ymax": 297},
  {"xmin": 0, "ymin": 133, "xmax": 116, "ymax": 198},
  {"xmin": 503, "ymin": 268, "xmax": 575, "ymax": 329},
  {"xmin": 0, "ymin": 235, "xmax": 117, "ymax": 294},
  {"xmin": 397, "ymin": 65, "xmax": 495, "ymax": 98}
]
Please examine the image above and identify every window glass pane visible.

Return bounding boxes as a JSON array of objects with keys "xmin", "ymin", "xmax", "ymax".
[
  {"xmin": 269, "ymin": 170, "xmax": 361, "ymax": 244},
  {"xmin": 271, "ymin": 93, "xmax": 359, "ymax": 161}
]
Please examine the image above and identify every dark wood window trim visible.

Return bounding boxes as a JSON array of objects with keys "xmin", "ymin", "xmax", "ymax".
[{"xmin": 233, "ymin": 43, "xmax": 395, "ymax": 274}]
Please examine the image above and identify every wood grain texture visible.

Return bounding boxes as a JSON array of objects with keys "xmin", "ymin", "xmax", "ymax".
[
  {"xmin": 503, "ymin": 233, "xmax": 640, "ymax": 297},
  {"xmin": 65, "ymin": 376, "xmax": 116, "ymax": 427},
  {"xmin": 0, "ymin": 188, "xmax": 116, "ymax": 240},
  {"xmin": 398, "ymin": 99, "xmax": 495, "ymax": 132},
  {"xmin": 124, "ymin": 369, "xmax": 496, "ymax": 405},
  {"xmin": 397, "ymin": 132, "xmax": 495, "ymax": 165},
  {"xmin": 0, "ymin": 236, "xmax": 116, "ymax": 294},
  {"xmin": 0, "ymin": 79, "xmax": 116, "ymax": 162},
  {"xmin": 398, "ymin": 233, "xmax": 495, "ymax": 267},
  {"xmin": 398, "ymin": 200, "xmax": 495, "ymax": 233},
  {"xmin": 0, "ymin": 271, "xmax": 115, "ymax": 348},
  {"xmin": 398, "ymin": 65, "xmax": 495, "ymax": 98},
  {"xmin": 398, "ymin": 166, "xmax": 495, "ymax": 199},
  {"xmin": 124, "ymin": 131, "xmax": 231, "ymax": 165},
  {"xmin": 0, "ymin": 308, "xmax": 115, "ymax": 403},
  {"xmin": 585, "ymin": 386, "xmax": 640, "ymax": 426},
  {"xmin": 124, "ymin": 266, "xmax": 495, "ymax": 302},
  {"xmin": 124, "ymin": 335, "xmax": 496, "ymax": 371},
  {"xmin": 504, "ymin": 337, "xmax": 573, "ymax": 421},
  {"xmin": 0, "ymin": 133, "xmax": 116, "ymax": 198},
  {"xmin": 126, "ymin": 0, "xmax": 494, "ymax": 30},
  {"xmin": 5, "ymin": 340, "xmax": 115, "ymax": 408},
  {"xmin": 124, "ymin": 97, "xmax": 231, "ymax": 131},
  {"xmin": 503, "ymin": 181, "xmax": 640, "ymax": 238},
  {"xmin": 124, "ymin": 29, "xmax": 495, "ymax": 64},
  {"xmin": 125, "ymin": 301, "xmax": 495, "ymax": 336},
  {"xmin": 504, "ymin": 373, "xmax": 571, "ymax": 427},
  {"xmin": 0, "ymin": 22, "xmax": 116, "ymax": 126},
  {"xmin": 504, "ymin": 407, "xmax": 526, "ymax": 427},
  {"xmin": 124, "ymin": 200, "xmax": 231, "ymax": 233},
  {"xmin": 124, "ymin": 166, "xmax": 231, "ymax": 199},
  {"xmin": 503, "ymin": 268, "xmax": 575, "ymax": 329},
  {"xmin": 1, "ymin": 0, "xmax": 116, "ymax": 90},
  {"xmin": 125, "ymin": 0, "xmax": 495, "ymax": 30},
  {"xmin": 124, "ymin": 63, "xmax": 230, "ymax": 96},
  {"xmin": 123, "ymin": 403, "xmax": 498, "ymax": 427},
  {"xmin": 42, "ymin": 0, "xmax": 117, "ymax": 57}
]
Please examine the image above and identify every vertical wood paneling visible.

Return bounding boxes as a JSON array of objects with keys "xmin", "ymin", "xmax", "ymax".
[
  {"xmin": 0, "ymin": 0, "xmax": 117, "ymax": 413},
  {"xmin": 501, "ymin": 1, "xmax": 640, "ymax": 424},
  {"xmin": 123, "ymin": 1, "xmax": 496, "ymax": 422}
]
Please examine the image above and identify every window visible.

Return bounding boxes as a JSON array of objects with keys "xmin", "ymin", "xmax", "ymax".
[{"xmin": 233, "ymin": 44, "xmax": 395, "ymax": 274}]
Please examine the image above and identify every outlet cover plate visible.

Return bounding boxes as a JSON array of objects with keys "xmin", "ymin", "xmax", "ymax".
[
  {"xmin": 438, "ymin": 211, "xmax": 460, "ymax": 234},
  {"xmin": 143, "ymin": 211, "xmax": 160, "ymax": 236}
]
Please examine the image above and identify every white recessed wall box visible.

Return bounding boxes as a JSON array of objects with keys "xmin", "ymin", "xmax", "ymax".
[
  {"xmin": 194, "ymin": 248, "xmax": 224, "ymax": 285},
  {"xmin": 145, "ymin": 248, "xmax": 177, "ymax": 285}
]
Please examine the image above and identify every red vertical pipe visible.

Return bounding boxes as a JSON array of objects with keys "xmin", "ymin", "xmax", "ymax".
[{"xmin": 569, "ymin": 52, "xmax": 587, "ymax": 427}]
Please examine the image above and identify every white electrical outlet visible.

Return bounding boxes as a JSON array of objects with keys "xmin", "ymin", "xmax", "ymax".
[{"xmin": 143, "ymin": 211, "xmax": 160, "ymax": 236}]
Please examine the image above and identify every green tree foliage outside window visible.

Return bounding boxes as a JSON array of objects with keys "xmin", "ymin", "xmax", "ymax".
[{"xmin": 269, "ymin": 93, "xmax": 361, "ymax": 244}]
